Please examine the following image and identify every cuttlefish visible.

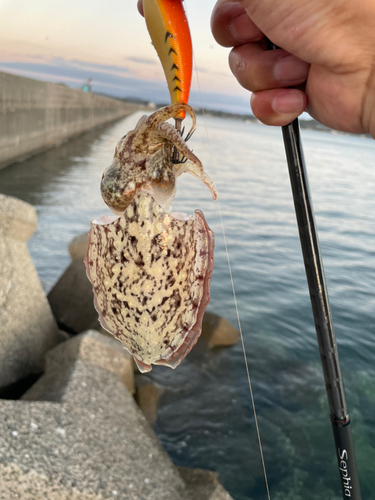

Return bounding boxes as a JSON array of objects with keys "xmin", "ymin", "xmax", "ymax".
[{"xmin": 84, "ymin": 103, "xmax": 218, "ymax": 372}]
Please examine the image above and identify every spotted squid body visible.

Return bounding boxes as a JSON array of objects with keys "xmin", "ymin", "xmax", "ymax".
[{"xmin": 85, "ymin": 104, "xmax": 218, "ymax": 372}]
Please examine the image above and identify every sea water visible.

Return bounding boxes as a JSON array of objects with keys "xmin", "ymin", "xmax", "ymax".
[{"xmin": 0, "ymin": 113, "xmax": 374, "ymax": 500}]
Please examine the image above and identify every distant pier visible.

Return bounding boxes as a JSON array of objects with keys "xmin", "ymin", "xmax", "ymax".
[{"xmin": 0, "ymin": 71, "xmax": 142, "ymax": 169}]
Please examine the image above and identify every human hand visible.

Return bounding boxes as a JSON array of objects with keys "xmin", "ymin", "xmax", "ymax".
[{"xmin": 211, "ymin": 0, "xmax": 375, "ymax": 137}]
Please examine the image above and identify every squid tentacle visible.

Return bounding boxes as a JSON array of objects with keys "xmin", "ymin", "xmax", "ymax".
[
  {"xmin": 150, "ymin": 121, "xmax": 218, "ymax": 201},
  {"xmin": 146, "ymin": 103, "xmax": 196, "ymax": 138},
  {"xmin": 175, "ymin": 160, "xmax": 218, "ymax": 201}
]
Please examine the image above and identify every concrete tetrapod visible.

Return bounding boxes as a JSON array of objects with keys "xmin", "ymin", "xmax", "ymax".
[{"xmin": 0, "ymin": 330, "xmax": 234, "ymax": 500}]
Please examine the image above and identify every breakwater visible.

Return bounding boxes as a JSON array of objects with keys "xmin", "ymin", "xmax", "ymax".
[{"xmin": 0, "ymin": 71, "xmax": 141, "ymax": 169}]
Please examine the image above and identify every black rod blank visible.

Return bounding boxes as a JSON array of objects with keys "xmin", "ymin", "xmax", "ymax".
[
  {"xmin": 281, "ymin": 118, "xmax": 361, "ymax": 500},
  {"xmin": 264, "ymin": 36, "xmax": 361, "ymax": 498}
]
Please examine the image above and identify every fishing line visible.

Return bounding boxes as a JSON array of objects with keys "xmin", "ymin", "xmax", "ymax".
[{"xmin": 184, "ymin": 4, "xmax": 271, "ymax": 498}]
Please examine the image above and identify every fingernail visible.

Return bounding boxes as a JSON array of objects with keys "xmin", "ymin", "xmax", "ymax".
[
  {"xmin": 274, "ymin": 55, "xmax": 309, "ymax": 83},
  {"xmin": 272, "ymin": 91, "xmax": 304, "ymax": 114}
]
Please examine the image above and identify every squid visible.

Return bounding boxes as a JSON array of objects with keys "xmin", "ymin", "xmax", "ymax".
[{"xmin": 84, "ymin": 104, "xmax": 218, "ymax": 372}]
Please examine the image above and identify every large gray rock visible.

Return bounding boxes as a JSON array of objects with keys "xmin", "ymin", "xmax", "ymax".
[
  {"xmin": 48, "ymin": 231, "xmax": 97, "ymax": 334},
  {"xmin": 178, "ymin": 467, "xmax": 233, "ymax": 500},
  {"xmin": 0, "ymin": 330, "xmax": 234, "ymax": 499},
  {"xmin": 23, "ymin": 330, "xmax": 135, "ymax": 398},
  {"xmin": 68, "ymin": 232, "xmax": 89, "ymax": 261},
  {"xmin": 134, "ymin": 375, "xmax": 164, "ymax": 424},
  {"xmin": 200, "ymin": 311, "xmax": 239, "ymax": 348},
  {"xmin": 48, "ymin": 258, "xmax": 97, "ymax": 334},
  {"xmin": 0, "ymin": 194, "xmax": 63, "ymax": 390}
]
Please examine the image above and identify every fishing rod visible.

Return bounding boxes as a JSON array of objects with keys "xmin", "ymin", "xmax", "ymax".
[{"xmin": 266, "ymin": 39, "xmax": 361, "ymax": 500}]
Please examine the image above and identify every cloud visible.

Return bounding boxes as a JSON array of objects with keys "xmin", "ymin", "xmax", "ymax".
[
  {"xmin": 127, "ymin": 57, "xmax": 157, "ymax": 65},
  {"xmin": 66, "ymin": 59, "xmax": 133, "ymax": 75}
]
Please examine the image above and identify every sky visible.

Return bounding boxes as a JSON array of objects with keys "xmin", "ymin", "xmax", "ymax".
[{"xmin": 0, "ymin": 0, "xmax": 254, "ymax": 114}]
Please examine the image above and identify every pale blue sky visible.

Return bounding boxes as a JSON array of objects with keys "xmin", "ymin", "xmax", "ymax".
[{"xmin": 0, "ymin": 0, "xmax": 253, "ymax": 113}]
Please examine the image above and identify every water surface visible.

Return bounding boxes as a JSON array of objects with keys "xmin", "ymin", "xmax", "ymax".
[{"xmin": 0, "ymin": 114, "xmax": 374, "ymax": 500}]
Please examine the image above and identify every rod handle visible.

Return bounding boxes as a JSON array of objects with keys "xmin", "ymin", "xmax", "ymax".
[{"xmin": 332, "ymin": 420, "xmax": 362, "ymax": 499}]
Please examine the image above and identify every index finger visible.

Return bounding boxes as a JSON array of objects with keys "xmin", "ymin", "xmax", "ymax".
[{"xmin": 211, "ymin": 0, "xmax": 263, "ymax": 47}]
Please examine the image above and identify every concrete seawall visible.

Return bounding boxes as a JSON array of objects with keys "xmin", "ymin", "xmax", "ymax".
[{"xmin": 0, "ymin": 71, "xmax": 142, "ymax": 170}]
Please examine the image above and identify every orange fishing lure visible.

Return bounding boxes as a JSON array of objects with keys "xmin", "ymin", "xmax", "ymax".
[{"xmin": 143, "ymin": 0, "xmax": 192, "ymax": 116}]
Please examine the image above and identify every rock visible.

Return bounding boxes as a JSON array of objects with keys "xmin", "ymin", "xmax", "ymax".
[
  {"xmin": 22, "ymin": 330, "xmax": 135, "ymax": 398},
  {"xmin": 0, "ymin": 193, "xmax": 37, "ymax": 241},
  {"xmin": 134, "ymin": 375, "xmax": 164, "ymax": 424},
  {"xmin": 0, "ymin": 334, "xmax": 184, "ymax": 499},
  {"xmin": 68, "ymin": 232, "xmax": 89, "ymax": 261},
  {"xmin": 132, "ymin": 357, "xmax": 141, "ymax": 373},
  {"xmin": 89, "ymin": 319, "xmax": 115, "ymax": 340},
  {"xmin": 200, "ymin": 312, "xmax": 239, "ymax": 349},
  {"xmin": 0, "ymin": 194, "xmax": 63, "ymax": 391},
  {"xmin": 48, "ymin": 258, "xmax": 97, "ymax": 334},
  {"xmin": 0, "ymin": 330, "xmax": 234, "ymax": 499},
  {"xmin": 178, "ymin": 467, "xmax": 233, "ymax": 500}
]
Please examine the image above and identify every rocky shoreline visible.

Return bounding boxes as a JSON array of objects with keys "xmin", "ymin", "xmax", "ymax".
[{"xmin": 0, "ymin": 193, "xmax": 238, "ymax": 500}]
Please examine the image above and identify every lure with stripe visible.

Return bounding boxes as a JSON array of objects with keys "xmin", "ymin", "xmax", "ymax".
[{"xmin": 143, "ymin": 0, "xmax": 192, "ymax": 116}]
